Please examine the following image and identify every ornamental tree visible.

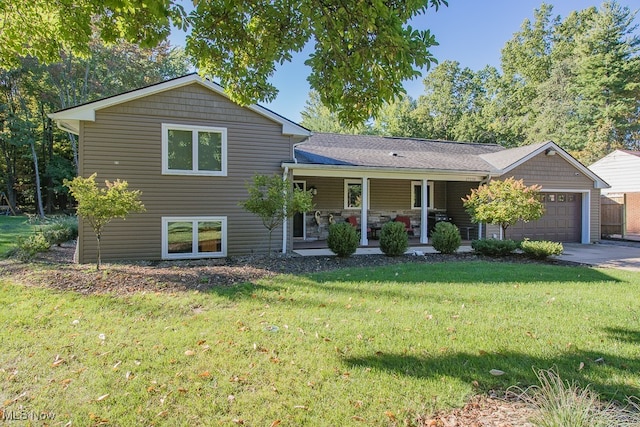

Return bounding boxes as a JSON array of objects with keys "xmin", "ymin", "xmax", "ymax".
[
  {"xmin": 65, "ymin": 173, "xmax": 145, "ymax": 270},
  {"xmin": 0, "ymin": 0, "xmax": 447, "ymax": 125},
  {"xmin": 462, "ymin": 177, "xmax": 544, "ymax": 239},
  {"xmin": 240, "ymin": 174, "xmax": 313, "ymax": 256}
]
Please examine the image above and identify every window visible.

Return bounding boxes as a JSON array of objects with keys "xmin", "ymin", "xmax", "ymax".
[
  {"xmin": 162, "ymin": 217, "xmax": 227, "ymax": 259},
  {"xmin": 162, "ymin": 124, "xmax": 227, "ymax": 176},
  {"xmin": 344, "ymin": 179, "xmax": 370, "ymax": 209},
  {"xmin": 411, "ymin": 181, "xmax": 434, "ymax": 209}
]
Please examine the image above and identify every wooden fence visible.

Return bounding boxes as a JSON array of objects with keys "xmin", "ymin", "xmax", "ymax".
[{"xmin": 601, "ymin": 193, "xmax": 640, "ymax": 239}]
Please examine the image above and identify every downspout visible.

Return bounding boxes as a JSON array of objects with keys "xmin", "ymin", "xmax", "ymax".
[{"xmin": 282, "ymin": 166, "xmax": 289, "ymax": 254}]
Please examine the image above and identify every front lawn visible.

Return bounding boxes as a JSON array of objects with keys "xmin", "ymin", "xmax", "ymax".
[
  {"xmin": 0, "ymin": 215, "xmax": 33, "ymax": 256},
  {"xmin": 1, "ymin": 261, "xmax": 638, "ymax": 425}
]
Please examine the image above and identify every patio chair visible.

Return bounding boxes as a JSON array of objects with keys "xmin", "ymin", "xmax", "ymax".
[
  {"xmin": 394, "ymin": 215, "xmax": 414, "ymax": 236},
  {"xmin": 346, "ymin": 216, "xmax": 371, "ymax": 234}
]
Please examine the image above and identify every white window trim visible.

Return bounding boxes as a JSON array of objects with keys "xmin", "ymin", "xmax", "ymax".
[
  {"xmin": 411, "ymin": 181, "xmax": 434, "ymax": 209},
  {"xmin": 162, "ymin": 216, "xmax": 227, "ymax": 259},
  {"xmin": 344, "ymin": 179, "xmax": 370, "ymax": 209},
  {"xmin": 162, "ymin": 123, "xmax": 227, "ymax": 176}
]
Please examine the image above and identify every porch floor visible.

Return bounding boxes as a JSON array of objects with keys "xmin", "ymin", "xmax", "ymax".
[{"xmin": 293, "ymin": 237, "xmax": 474, "ymax": 256}]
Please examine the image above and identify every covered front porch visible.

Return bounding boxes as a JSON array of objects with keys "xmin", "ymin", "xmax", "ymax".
[{"xmin": 284, "ymin": 163, "xmax": 493, "ymax": 252}]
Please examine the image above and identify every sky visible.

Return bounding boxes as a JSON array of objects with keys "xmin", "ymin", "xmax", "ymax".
[{"xmin": 169, "ymin": 1, "xmax": 639, "ymax": 123}]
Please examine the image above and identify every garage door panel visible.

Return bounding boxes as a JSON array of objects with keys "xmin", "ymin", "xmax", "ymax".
[{"xmin": 508, "ymin": 192, "xmax": 581, "ymax": 242}]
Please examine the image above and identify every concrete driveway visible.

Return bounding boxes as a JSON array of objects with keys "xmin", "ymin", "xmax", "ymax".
[{"xmin": 556, "ymin": 241, "xmax": 640, "ymax": 271}]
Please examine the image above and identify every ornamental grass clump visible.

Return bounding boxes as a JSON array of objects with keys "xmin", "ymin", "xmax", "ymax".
[
  {"xmin": 379, "ymin": 221, "xmax": 408, "ymax": 257},
  {"xmin": 521, "ymin": 240, "xmax": 563, "ymax": 259},
  {"xmin": 430, "ymin": 221, "xmax": 461, "ymax": 254},
  {"xmin": 327, "ymin": 222, "xmax": 359, "ymax": 257}
]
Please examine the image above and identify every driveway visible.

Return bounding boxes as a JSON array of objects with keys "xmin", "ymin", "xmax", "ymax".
[{"xmin": 556, "ymin": 241, "xmax": 640, "ymax": 271}]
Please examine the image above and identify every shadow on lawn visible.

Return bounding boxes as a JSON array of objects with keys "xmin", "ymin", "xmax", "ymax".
[
  {"xmin": 309, "ymin": 261, "xmax": 622, "ymax": 285},
  {"xmin": 344, "ymin": 345, "xmax": 640, "ymax": 401}
]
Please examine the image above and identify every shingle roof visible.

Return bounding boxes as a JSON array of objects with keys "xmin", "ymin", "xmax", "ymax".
[
  {"xmin": 479, "ymin": 141, "xmax": 549, "ymax": 170},
  {"xmin": 295, "ymin": 133, "xmax": 505, "ymax": 172}
]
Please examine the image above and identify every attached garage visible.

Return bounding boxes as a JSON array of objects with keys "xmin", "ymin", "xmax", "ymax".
[{"xmin": 509, "ymin": 192, "xmax": 582, "ymax": 242}]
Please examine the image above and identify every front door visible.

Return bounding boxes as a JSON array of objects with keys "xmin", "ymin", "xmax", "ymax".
[{"xmin": 293, "ymin": 181, "xmax": 305, "ymax": 238}]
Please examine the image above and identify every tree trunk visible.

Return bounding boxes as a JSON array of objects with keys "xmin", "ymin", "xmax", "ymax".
[
  {"xmin": 68, "ymin": 133, "xmax": 79, "ymax": 173},
  {"xmin": 96, "ymin": 233, "xmax": 102, "ymax": 271},
  {"xmin": 29, "ymin": 141, "xmax": 45, "ymax": 218}
]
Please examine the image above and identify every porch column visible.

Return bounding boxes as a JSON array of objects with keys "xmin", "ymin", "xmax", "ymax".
[
  {"xmin": 420, "ymin": 178, "xmax": 428, "ymax": 244},
  {"xmin": 281, "ymin": 167, "xmax": 289, "ymax": 254},
  {"xmin": 360, "ymin": 176, "xmax": 369, "ymax": 246}
]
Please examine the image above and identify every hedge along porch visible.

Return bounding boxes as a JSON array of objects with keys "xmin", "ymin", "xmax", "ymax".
[{"xmin": 282, "ymin": 133, "xmax": 608, "ymax": 250}]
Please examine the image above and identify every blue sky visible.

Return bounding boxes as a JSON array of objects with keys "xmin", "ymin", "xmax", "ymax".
[{"xmin": 170, "ymin": 1, "xmax": 638, "ymax": 123}]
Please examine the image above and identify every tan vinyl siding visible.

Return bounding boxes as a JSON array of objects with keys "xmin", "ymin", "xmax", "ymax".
[
  {"xmin": 507, "ymin": 152, "xmax": 593, "ymax": 189},
  {"xmin": 446, "ymin": 181, "xmax": 481, "ymax": 239},
  {"xmin": 77, "ymin": 83, "xmax": 293, "ymax": 262}
]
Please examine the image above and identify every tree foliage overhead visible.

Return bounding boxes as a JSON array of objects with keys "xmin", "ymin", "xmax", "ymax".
[{"xmin": 1, "ymin": 0, "xmax": 448, "ymax": 126}]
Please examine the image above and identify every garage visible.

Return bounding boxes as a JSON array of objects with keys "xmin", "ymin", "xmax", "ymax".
[{"xmin": 508, "ymin": 192, "xmax": 582, "ymax": 242}]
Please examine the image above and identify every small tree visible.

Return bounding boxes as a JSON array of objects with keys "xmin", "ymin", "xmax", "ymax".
[
  {"xmin": 240, "ymin": 174, "xmax": 313, "ymax": 256},
  {"xmin": 65, "ymin": 173, "xmax": 145, "ymax": 270},
  {"xmin": 462, "ymin": 177, "xmax": 544, "ymax": 239}
]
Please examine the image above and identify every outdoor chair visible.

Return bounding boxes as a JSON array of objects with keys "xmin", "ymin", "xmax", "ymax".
[
  {"xmin": 394, "ymin": 215, "xmax": 414, "ymax": 235},
  {"xmin": 346, "ymin": 216, "xmax": 371, "ymax": 234}
]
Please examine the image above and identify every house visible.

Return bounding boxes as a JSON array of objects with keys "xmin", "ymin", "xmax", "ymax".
[
  {"xmin": 51, "ymin": 74, "xmax": 607, "ymax": 263},
  {"xmin": 589, "ymin": 150, "xmax": 640, "ymax": 239},
  {"xmin": 286, "ymin": 134, "xmax": 607, "ymax": 246}
]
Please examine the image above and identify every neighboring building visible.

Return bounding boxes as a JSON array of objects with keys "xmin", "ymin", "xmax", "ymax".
[
  {"xmin": 51, "ymin": 74, "xmax": 608, "ymax": 263},
  {"xmin": 589, "ymin": 149, "xmax": 640, "ymax": 239},
  {"xmin": 589, "ymin": 150, "xmax": 640, "ymax": 195}
]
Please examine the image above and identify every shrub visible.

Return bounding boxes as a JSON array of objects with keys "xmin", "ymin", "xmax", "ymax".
[
  {"xmin": 327, "ymin": 222, "xmax": 359, "ymax": 257},
  {"xmin": 13, "ymin": 233, "xmax": 50, "ymax": 261},
  {"xmin": 521, "ymin": 240, "xmax": 563, "ymax": 259},
  {"xmin": 379, "ymin": 221, "xmax": 408, "ymax": 257},
  {"xmin": 42, "ymin": 216, "xmax": 78, "ymax": 246},
  {"xmin": 431, "ymin": 222, "xmax": 461, "ymax": 254},
  {"xmin": 471, "ymin": 239, "xmax": 518, "ymax": 256}
]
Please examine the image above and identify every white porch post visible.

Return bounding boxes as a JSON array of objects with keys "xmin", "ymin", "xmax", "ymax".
[
  {"xmin": 282, "ymin": 167, "xmax": 289, "ymax": 254},
  {"xmin": 360, "ymin": 176, "xmax": 369, "ymax": 246},
  {"xmin": 420, "ymin": 178, "xmax": 428, "ymax": 244}
]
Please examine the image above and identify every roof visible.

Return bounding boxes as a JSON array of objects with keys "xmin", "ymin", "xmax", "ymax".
[
  {"xmin": 294, "ymin": 133, "xmax": 504, "ymax": 173},
  {"xmin": 288, "ymin": 133, "xmax": 608, "ymax": 188},
  {"xmin": 620, "ymin": 150, "xmax": 640, "ymax": 157},
  {"xmin": 48, "ymin": 73, "xmax": 311, "ymax": 138}
]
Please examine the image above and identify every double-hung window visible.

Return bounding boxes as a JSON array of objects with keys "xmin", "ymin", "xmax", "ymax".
[
  {"xmin": 162, "ymin": 124, "xmax": 227, "ymax": 176},
  {"xmin": 162, "ymin": 217, "xmax": 227, "ymax": 259},
  {"xmin": 344, "ymin": 179, "xmax": 370, "ymax": 209}
]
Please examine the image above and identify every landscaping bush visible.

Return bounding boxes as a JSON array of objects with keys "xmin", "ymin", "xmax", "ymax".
[
  {"xmin": 471, "ymin": 239, "xmax": 518, "ymax": 256},
  {"xmin": 379, "ymin": 221, "xmax": 408, "ymax": 257},
  {"xmin": 13, "ymin": 233, "xmax": 50, "ymax": 261},
  {"xmin": 430, "ymin": 221, "xmax": 461, "ymax": 254},
  {"xmin": 327, "ymin": 222, "xmax": 359, "ymax": 257},
  {"xmin": 521, "ymin": 239, "xmax": 563, "ymax": 259},
  {"xmin": 42, "ymin": 216, "xmax": 78, "ymax": 246}
]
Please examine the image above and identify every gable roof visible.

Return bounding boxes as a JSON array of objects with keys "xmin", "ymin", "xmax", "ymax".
[
  {"xmin": 294, "ymin": 133, "xmax": 503, "ymax": 173},
  {"xmin": 288, "ymin": 133, "xmax": 608, "ymax": 188},
  {"xmin": 49, "ymin": 73, "xmax": 310, "ymax": 138}
]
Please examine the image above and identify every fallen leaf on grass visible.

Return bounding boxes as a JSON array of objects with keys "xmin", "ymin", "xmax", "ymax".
[
  {"xmin": 184, "ymin": 350, "xmax": 195, "ymax": 356},
  {"xmin": 198, "ymin": 371, "xmax": 211, "ymax": 378},
  {"xmin": 270, "ymin": 420, "xmax": 281, "ymax": 427},
  {"xmin": 489, "ymin": 369, "xmax": 505, "ymax": 376},
  {"xmin": 352, "ymin": 416, "xmax": 366, "ymax": 421},
  {"xmin": 95, "ymin": 394, "xmax": 109, "ymax": 402}
]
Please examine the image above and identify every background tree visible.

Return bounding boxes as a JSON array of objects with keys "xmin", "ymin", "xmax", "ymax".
[
  {"xmin": 1, "ymin": 0, "xmax": 448, "ymax": 126},
  {"xmin": 462, "ymin": 177, "xmax": 545, "ymax": 240},
  {"xmin": 240, "ymin": 174, "xmax": 313, "ymax": 256},
  {"xmin": 65, "ymin": 174, "xmax": 145, "ymax": 270},
  {"xmin": 300, "ymin": 91, "xmax": 370, "ymax": 134}
]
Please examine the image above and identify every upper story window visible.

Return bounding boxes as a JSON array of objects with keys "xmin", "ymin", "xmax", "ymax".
[
  {"xmin": 162, "ymin": 123, "xmax": 227, "ymax": 176},
  {"xmin": 411, "ymin": 181, "xmax": 434, "ymax": 209}
]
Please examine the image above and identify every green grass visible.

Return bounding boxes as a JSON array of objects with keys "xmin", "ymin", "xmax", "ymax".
[
  {"xmin": 1, "ymin": 261, "xmax": 639, "ymax": 425},
  {"xmin": 0, "ymin": 215, "xmax": 35, "ymax": 256}
]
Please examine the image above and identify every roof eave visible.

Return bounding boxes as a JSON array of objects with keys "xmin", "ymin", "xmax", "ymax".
[
  {"xmin": 495, "ymin": 141, "xmax": 609, "ymax": 189},
  {"xmin": 48, "ymin": 74, "xmax": 311, "ymax": 138},
  {"xmin": 282, "ymin": 161, "xmax": 493, "ymax": 181}
]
